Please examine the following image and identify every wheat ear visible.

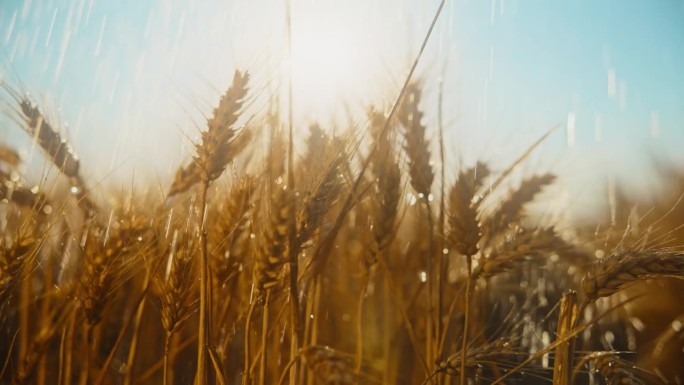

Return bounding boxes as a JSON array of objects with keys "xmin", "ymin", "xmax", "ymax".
[
  {"xmin": 574, "ymin": 352, "xmax": 645, "ymax": 385},
  {"xmin": 474, "ymin": 227, "xmax": 570, "ymax": 280},
  {"xmin": 9, "ymin": 93, "xmax": 97, "ymax": 216},
  {"xmin": 168, "ymin": 70, "xmax": 250, "ymax": 196},
  {"xmin": 488, "ymin": 173, "xmax": 556, "ymax": 235},
  {"xmin": 398, "ymin": 83, "xmax": 434, "ymax": 198},
  {"xmin": 296, "ymin": 155, "xmax": 344, "ymax": 252},
  {"xmin": 582, "ymin": 249, "xmax": 684, "ymax": 303}
]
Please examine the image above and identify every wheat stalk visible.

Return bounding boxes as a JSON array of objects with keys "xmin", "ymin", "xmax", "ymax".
[
  {"xmin": 166, "ymin": 70, "xmax": 249, "ymax": 385},
  {"xmin": 447, "ymin": 162, "xmax": 490, "ymax": 385},
  {"xmin": 552, "ymin": 290, "xmax": 578, "ymax": 385}
]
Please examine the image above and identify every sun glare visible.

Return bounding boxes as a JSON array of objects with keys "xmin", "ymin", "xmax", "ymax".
[{"xmin": 286, "ymin": 19, "xmax": 374, "ymax": 121}]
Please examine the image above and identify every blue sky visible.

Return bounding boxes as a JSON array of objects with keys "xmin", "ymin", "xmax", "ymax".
[{"xmin": 1, "ymin": 0, "xmax": 683, "ymax": 218}]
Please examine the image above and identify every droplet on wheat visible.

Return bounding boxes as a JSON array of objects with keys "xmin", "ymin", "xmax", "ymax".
[
  {"xmin": 604, "ymin": 331, "xmax": 615, "ymax": 345},
  {"xmin": 418, "ymin": 271, "xmax": 427, "ymax": 282}
]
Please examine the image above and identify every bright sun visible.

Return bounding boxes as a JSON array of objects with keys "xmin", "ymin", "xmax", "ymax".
[{"xmin": 286, "ymin": 18, "xmax": 374, "ymax": 121}]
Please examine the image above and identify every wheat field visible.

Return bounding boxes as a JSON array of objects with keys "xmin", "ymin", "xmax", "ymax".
[{"xmin": 1, "ymin": 2, "xmax": 684, "ymax": 385}]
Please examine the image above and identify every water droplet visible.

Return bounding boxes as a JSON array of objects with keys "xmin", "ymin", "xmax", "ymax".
[
  {"xmin": 442, "ymin": 248, "xmax": 449, "ymax": 255},
  {"xmin": 604, "ymin": 331, "xmax": 615, "ymax": 345},
  {"xmin": 42, "ymin": 205, "xmax": 53, "ymax": 214},
  {"xmin": 418, "ymin": 271, "xmax": 427, "ymax": 282},
  {"xmin": 250, "ymin": 233, "xmax": 255, "ymax": 239},
  {"xmin": 672, "ymin": 320, "xmax": 682, "ymax": 332},
  {"xmin": 70, "ymin": 185, "xmax": 80, "ymax": 194}
]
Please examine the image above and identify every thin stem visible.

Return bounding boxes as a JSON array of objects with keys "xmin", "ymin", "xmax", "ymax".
[
  {"xmin": 277, "ymin": 357, "xmax": 299, "ymax": 385},
  {"xmin": 243, "ymin": 301, "xmax": 256, "ymax": 385},
  {"xmin": 80, "ymin": 323, "xmax": 94, "ymax": 385},
  {"xmin": 459, "ymin": 255, "xmax": 473, "ymax": 385},
  {"xmin": 134, "ymin": 335, "xmax": 194, "ymax": 384},
  {"xmin": 196, "ymin": 180, "xmax": 210, "ymax": 385},
  {"xmin": 37, "ymin": 253, "xmax": 55, "ymax": 385},
  {"xmin": 285, "ymin": 2, "xmax": 301, "ymax": 385},
  {"xmin": 355, "ymin": 267, "xmax": 369, "ymax": 374},
  {"xmin": 378, "ymin": 254, "xmax": 434, "ymax": 383},
  {"xmin": 306, "ymin": 278, "xmax": 322, "ymax": 385},
  {"xmin": 163, "ymin": 332, "xmax": 173, "ymax": 385},
  {"xmin": 18, "ymin": 259, "xmax": 30, "ymax": 367},
  {"xmin": 58, "ymin": 308, "xmax": 76, "ymax": 385},
  {"xmin": 248, "ymin": 297, "xmax": 290, "ymax": 377},
  {"xmin": 124, "ymin": 273, "xmax": 149, "ymax": 385},
  {"xmin": 382, "ymin": 267, "xmax": 392, "ymax": 385},
  {"xmin": 437, "ymin": 68, "xmax": 447, "ymax": 364},
  {"xmin": 258, "ymin": 290, "xmax": 271, "ymax": 385},
  {"xmin": 93, "ymin": 262, "xmax": 158, "ymax": 385},
  {"xmin": 423, "ymin": 199, "xmax": 436, "ymax": 370}
]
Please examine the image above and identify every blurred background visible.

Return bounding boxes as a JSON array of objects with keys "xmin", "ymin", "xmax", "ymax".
[{"xmin": 0, "ymin": 0, "xmax": 683, "ymax": 219}]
